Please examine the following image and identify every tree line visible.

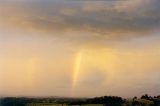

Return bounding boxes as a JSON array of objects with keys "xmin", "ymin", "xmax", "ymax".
[{"xmin": 0, "ymin": 94, "xmax": 160, "ymax": 106}]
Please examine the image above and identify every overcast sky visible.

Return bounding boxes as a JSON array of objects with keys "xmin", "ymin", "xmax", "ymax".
[{"xmin": 0, "ymin": 0, "xmax": 160, "ymax": 98}]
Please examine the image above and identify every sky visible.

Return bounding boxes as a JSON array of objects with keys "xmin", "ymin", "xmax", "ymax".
[{"xmin": 0, "ymin": 0, "xmax": 160, "ymax": 98}]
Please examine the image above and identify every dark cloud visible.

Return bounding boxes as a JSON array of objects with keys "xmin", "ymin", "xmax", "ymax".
[{"xmin": 0, "ymin": 0, "xmax": 160, "ymax": 40}]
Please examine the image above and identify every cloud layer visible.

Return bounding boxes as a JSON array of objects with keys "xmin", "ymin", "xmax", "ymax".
[{"xmin": 0, "ymin": 0, "xmax": 160, "ymax": 40}]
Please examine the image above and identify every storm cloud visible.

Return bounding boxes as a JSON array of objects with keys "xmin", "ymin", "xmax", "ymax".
[{"xmin": 0, "ymin": 0, "xmax": 160, "ymax": 40}]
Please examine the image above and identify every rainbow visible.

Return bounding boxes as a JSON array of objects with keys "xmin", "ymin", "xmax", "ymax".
[
  {"xmin": 71, "ymin": 50, "xmax": 83, "ymax": 95},
  {"xmin": 72, "ymin": 51, "xmax": 83, "ymax": 87}
]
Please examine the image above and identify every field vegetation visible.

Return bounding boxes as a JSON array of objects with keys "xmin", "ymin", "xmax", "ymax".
[{"xmin": 0, "ymin": 94, "xmax": 160, "ymax": 106}]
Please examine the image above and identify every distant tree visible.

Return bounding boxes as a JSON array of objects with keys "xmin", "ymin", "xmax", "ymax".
[
  {"xmin": 141, "ymin": 94, "xmax": 150, "ymax": 100},
  {"xmin": 86, "ymin": 96, "xmax": 124, "ymax": 106},
  {"xmin": 133, "ymin": 96, "xmax": 137, "ymax": 100}
]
